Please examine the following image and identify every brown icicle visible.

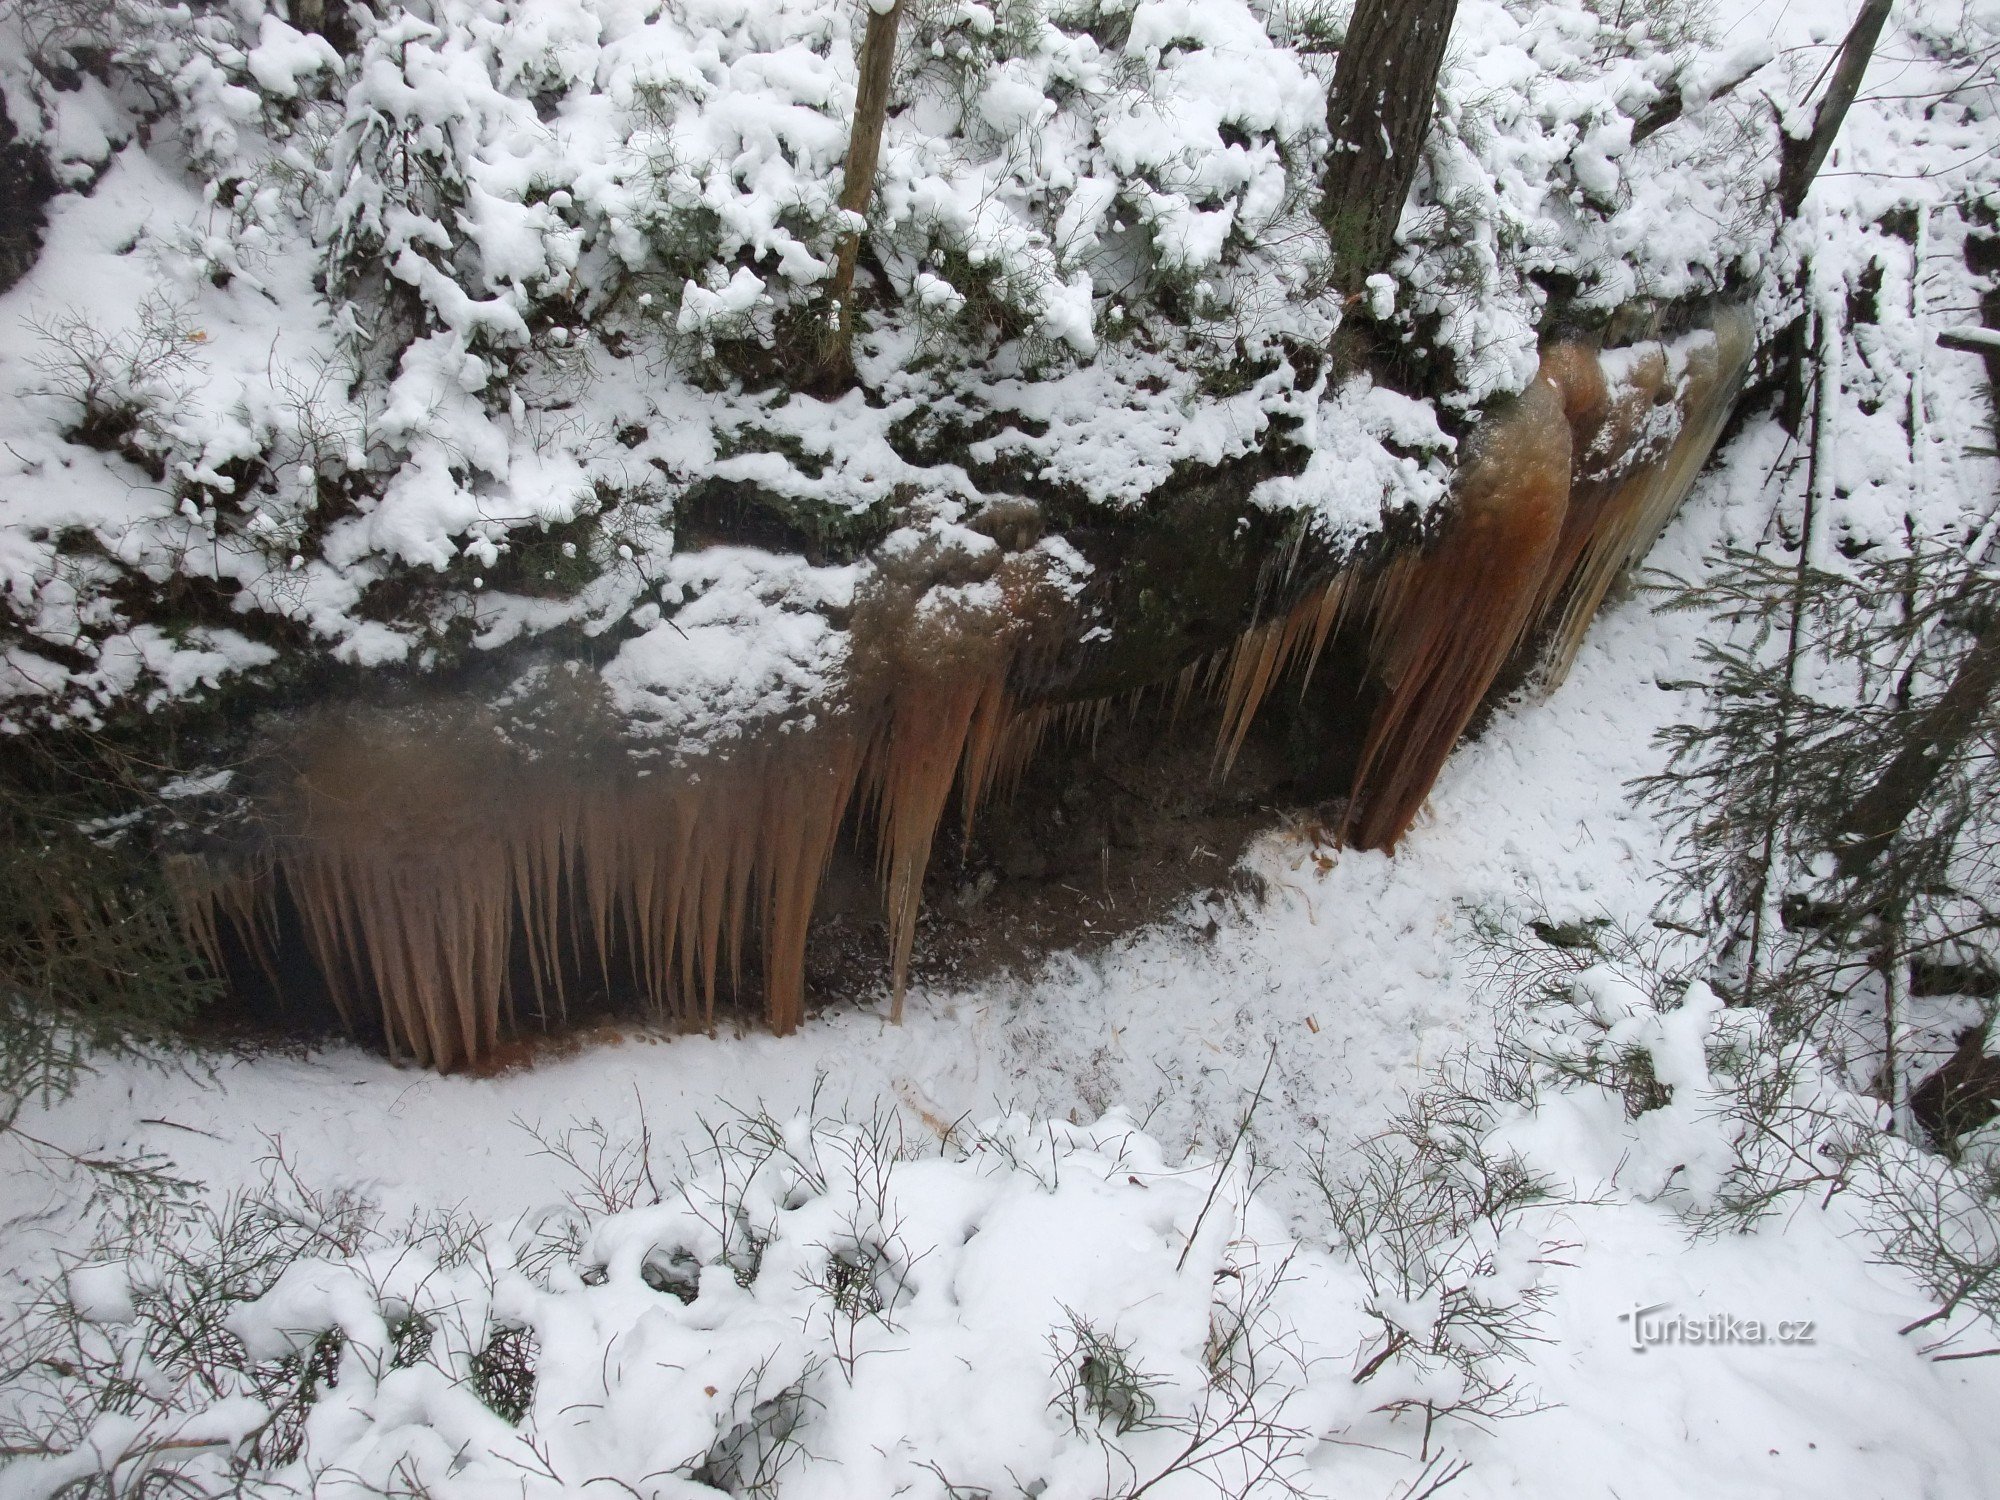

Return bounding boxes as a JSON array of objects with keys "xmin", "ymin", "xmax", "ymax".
[
  {"xmin": 1521, "ymin": 339, "xmax": 1646, "ymax": 669},
  {"xmin": 628, "ymin": 782, "xmax": 696, "ymax": 1017},
  {"xmin": 1212, "ymin": 618, "xmax": 1291, "ymax": 776},
  {"xmin": 988, "ymin": 701, "xmax": 1054, "ymax": 806},
  {"xmin": 1211, "ymin": 572, "xmax": 1356, "ymax": 777},
  {"xmin": 167, "ymin": 854, "xmax": 285, "ymax": 993},
  {"xmin": 759, "ymin": 732, "xmax": 865, "ymax": 1032},
  {"xmin": 1534, "ymin": 313, "xmax": 1754, "ymax": 687},
  {"xmin": 956, "ymin": 678, "xmax": 1016, "ymax": 840},
  {"xmin": 166, "ymin": 856, "xmax": 228, "ymax": 976},
  {"xmin": 510, "ymin": 786, "xmax": 576, "ymax": 1023},
  {"xmin": 874, "ymin": 678, "xmax": 989, "ymax": 1020},
  {"xmin": 1343, "ymin": 362, "xmax": 1575, "ymax": 850}
]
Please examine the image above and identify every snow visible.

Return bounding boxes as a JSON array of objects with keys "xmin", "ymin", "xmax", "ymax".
[
  {"xmin": 8, "ymin": 0, "xmax": 1915, "ymax": 734},
  {"xmin": 604, "ymin": 548, "xmax": 857, "ymax": 747},
  {"xmin": 1251, "ymin": 376, "xmax": 1453, "ymax": 543},
  {"xmin": 5, "ymin": 0, "xmax": 2000, "ymax": 1494},
  {"xmin": 64, "ymin": 1263, "xmax": 137, "ymax": 1326},
  {"xmin": 243, "ymin": 18, "xmax": 340, "ymax": 100},
  {"xmin": 12, "ymin": 412, "xmax": 2000, "ymax": 1494}
]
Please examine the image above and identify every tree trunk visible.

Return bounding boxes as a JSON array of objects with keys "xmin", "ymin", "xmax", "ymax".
[
  {"xmin": 819, "ymin": 0, "xmax": 902, "ymax": 385},
  {"xmin": 1319, "ymin": 0, "xmax": 1459, "ymax": 297},
  {"xmin": 1833, "ymin": 613, "xmax": 2000, "ymax": 879},
  {"xmin": 1629, "ymin": 49, "xmax": 1771, "ymax": 146},
  {"xmin": 1777, "ymin": 0, "xmax": 1892, "ymax": 218},
  {"xmin": 1834, "ymin": 228, "xmax": 2000, "ymax": 883}
]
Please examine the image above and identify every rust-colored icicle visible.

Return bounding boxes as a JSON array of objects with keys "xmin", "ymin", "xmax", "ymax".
[
  {"xmin": 1210, "ymin": 572, "xmax": 1356, "ymax": 777},
  {"xmin": 579, "ymin": 791, "xmax": 626, "ymax": 993},
  {"xmin": 166, "ymin": 855, "xmax": 284, "ymax": 994},
  {"xmin": 1536, "ymin": 313, "xmax": 1754, "ymax": 686},
  {"xmin": 759, "ymin": 731, "xmax": 864, "ymax": 1032},
  {"xmin": 989, "ymin": 701, "xmax": 1053, "ymax": 806},
  {"xmin": 1293, "ymin": 572, "xmax": 1356, "ymax": 690},
  {"xmin": 165, "ymin": 855, "xmax": 228, "ymax": 974},
  {"xmin": 223, "ymin": 873, "xmax": 284, "ymax": 992},
  {"xmin": 621, "ymin": 780, "xmax": 693, "ymax": 1017},
  {"xmin": 686, "ymin": 785, "xmax": 734, "ymax": 1025},
  {"xmin": 1085, "ymin": 697, "xmax": 1110, "ymax": 756},
  {"xmin": 1521, "ymin": 340, "xmax": 1635, "ymax": 642},
  {"xmin": 1167, "ymin": 657, "xmax": 1204, "ymax": 730},
  {"xmin": 875, "ymin": 678, "xmax": 990, "ymax": 1020},
  {"xmin": 510, "ymin": 789, "xmax": 574, "ymax": 1024},
  {"xmin": 1342, "ymin": 361, "xmax": 1575, "ymax": 851},
  {"xmin": 1213, "ymin": 617, "xmax": 1290, "ymax": 774},
  {"xmin": 956, "ymin": 678, "xmax": 1014, "ymax": 841},
  {"xmin": 717, "ymin": 768, "xmax": 764, "ymax": 1013},
  {"xmin": 263, "ymin": 719, "xmax": 520, "ymax": 1070}
]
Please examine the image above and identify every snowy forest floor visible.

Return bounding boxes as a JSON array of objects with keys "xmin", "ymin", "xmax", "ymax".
[{"xmin": 7, "ymin": 411, "xmax": 2000, "ymax": 1499}]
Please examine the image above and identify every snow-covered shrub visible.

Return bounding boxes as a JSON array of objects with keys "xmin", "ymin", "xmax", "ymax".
[
  {"xmin": 1865, "ymin": 1141, "xmax": 2000, "ymax": 1359},
  {"xmin": 0, "ymin": 1103, "xmax": 1442, "ymax": 1500},
  {"xmin": 1467, "ymin": 911, "xmax": 1880, "ymax": 1231},
  {"xmin": 1635, "ymin": 528, "xmax": 2000, "ymax": 1132},
  {"xmin": 1467, "ymin": 907, "xmax": 2000, "ymax": 1359},
  {"xmin": 1395, "ymin": 0, "xmax": 1775, "ymax": 405},
  {"xmin": 26, "ymin": 294, "xmax": 199, "ymax": 475},
  {"xmin": 1311, "ymin": 1060, "xmax": 1562, "ymax": 1452},
  {"xmin": 279, "ymin": 0, "xmax": 1330, "ymax": 404},
  {"xmin": 0, "ymin": 1145, "xmax": 494, "ymax": 1493},
  {"xmin": 31, "ymin": 930, "xmax": 2000, "ymax": 1498},
  {"xmin": 319, "ymin": 7, "xmax": 553, "ymax": 355},
  {"xmin": 0, "ymin": 0, "xmax": 1987, "ymax": 750}
]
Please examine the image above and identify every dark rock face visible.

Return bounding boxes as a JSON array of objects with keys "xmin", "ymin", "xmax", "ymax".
[
  {"xmin": 1025, "ymin": 449, "xmax": 1328, "ymax": 705},
  {"xmin": 0, "ymin": 92, "xmax": 55, "ymax": 295},
  {"xmin": 168, "ymin": 313, "xmax": 1754, "ymax": 1070}
]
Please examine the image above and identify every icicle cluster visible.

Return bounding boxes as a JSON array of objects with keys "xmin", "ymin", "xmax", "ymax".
[
  {"xmin": 175, "ymin": 312, "xmax": 1750, "ymax": 1066},
  {"xmin": 1203, "ymin": 310, "xmax": 1754, "ymax": 851}
]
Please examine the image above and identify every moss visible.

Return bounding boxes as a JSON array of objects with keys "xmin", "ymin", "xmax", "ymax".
[
  {"xmin": 0, "ymin": 91, "xmax": 54, "ymax": 296},
  {"xmin": 1195, "ymin": 347, "xmax": 1285, "ymax": 401},
  {"xmin": 1529, "ymin": 916, "xmax": 1611, "ymax": 951},
  {"xmin": 675, "ymin": 475, "xmax": 895, "ymax": 566},
  {"xmin": 475, "ymin": 512, "xmax": 606, "ymax": 599},
  {"xmin": 713, "ymin": 425, "xmax": 828, "ymax": 479}
]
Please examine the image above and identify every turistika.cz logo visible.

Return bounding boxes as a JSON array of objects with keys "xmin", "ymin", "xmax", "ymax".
[{"xmin": 1617, "ymin": 1301, "xmax": 1817, "ymax": 1352}]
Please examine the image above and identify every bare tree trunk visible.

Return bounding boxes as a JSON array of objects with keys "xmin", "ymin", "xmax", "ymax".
[
  {"xmin": 1319, "ymin": 0, "xmax": 1459, "ymax": 297},
  {"xmin": 1833, "ymin": 247, "xmax": 2000, "ymax": 882},
  {"xmin": 820, "ymin": 0, "xmax": 902, "ymax": 386},
  {"xmin": 1833, "ymin": 617, "xmax": 2000, "ymax": 879},
  {"xmin": 1740, "ymin": 294, "xmax": 1830, "ymax": 1006},
  {"xmin": 1629, "ymin": 49, "xmax": 1771, "ymax": 145},
  {"xmin": 1777, "ymin": 0, "xmax": 1892, "ymax": 218}
]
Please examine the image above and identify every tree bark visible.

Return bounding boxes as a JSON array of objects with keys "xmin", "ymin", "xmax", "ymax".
[
  {"xmin": 1319, "ymin": 0, "xmax": 1459, "ymax": 296},
  {"xmin": 1776, "ymin": 0, "xmax": 1892, "ymax": 218},
  {"xmin": 1629, "ymin": 49, "xmax": 1771, "ymax": 146},
  {"xmin": 1833, "ymin": 232, "xmax": 2000, "ymax": 883},
  {"xmin": 819, "ymin": 0, "xmax": 902, "ymax": 385},
  {"xmin": 1833, "ymin": 612, "xmax": 2000, "ymax": 879}
]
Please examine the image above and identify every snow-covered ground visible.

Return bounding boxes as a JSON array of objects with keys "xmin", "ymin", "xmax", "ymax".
[{"xmin": 8, "ymin": 424, "xmax": 1999, "ymax": 1500}]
